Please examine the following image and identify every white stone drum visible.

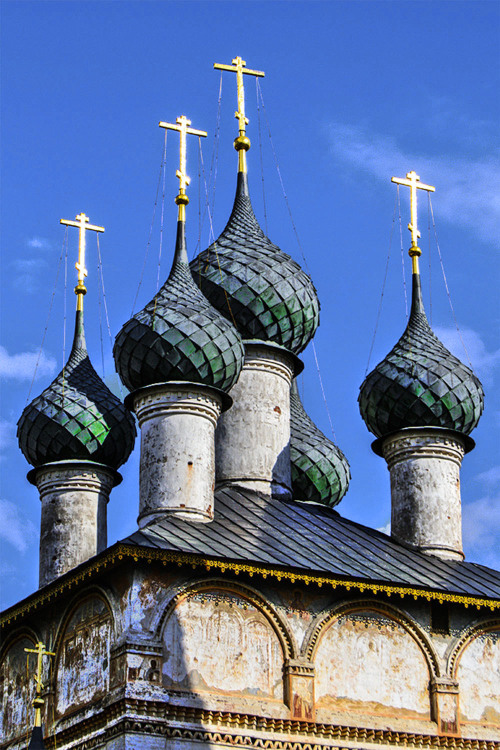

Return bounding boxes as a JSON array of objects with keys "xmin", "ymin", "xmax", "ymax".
[
  {"xmin": 30, "ymin": 461, "xmax": 117, "ymax": 587},
  {"xmin": 380, "ymin": 428, "xmax": 468, "ymax": 561},
  {"xmin": 133, "ymin": 383, "xmax": 225, "ymax": 527},
  {"xmin": 215, "ymin": 342, "xmax": 298, "ymax": 498}
]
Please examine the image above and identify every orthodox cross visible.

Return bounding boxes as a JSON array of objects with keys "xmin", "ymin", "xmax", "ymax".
[
  {"xmin": 158, "ymin": 115, "xmax": 207, "ymax": 221},
  {"xmin": 214, "ymin": 56, "xmax": 265, "ymax": 172},
  {"xmin": 24, "ymin": 641, "xmax": 55, "ymax": 727},
  {"xmin": 60, "ymin": 213, "xmax": 105, "ymax": 309},
  {"xmin": 391, "ymin": 171, "xmax": 435, "ymax": 273}
]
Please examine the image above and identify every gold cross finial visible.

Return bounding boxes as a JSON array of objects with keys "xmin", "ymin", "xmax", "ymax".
[
  {"xmin": 214, "ymin": 56, "xmax": 265, "ymax": 173},
  {"xmin": 159, "ymin": 115, "xmax": 207, "ymax": 221},
  {"xmin": 391, "ymin": 171, "xmax": 435, "ymax": 273},
  {"xmin": 60, "ymin": 213, "xmax": 105, "ymax": 310},
  {"xmin": 25, "ymin": 641, "xmax": 55, "ymax": 727}
]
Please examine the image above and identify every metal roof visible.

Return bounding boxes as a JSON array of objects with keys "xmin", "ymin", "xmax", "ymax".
[{"xmin": 123, "ymin": 486, "xmax": 500, "ymax": 600}]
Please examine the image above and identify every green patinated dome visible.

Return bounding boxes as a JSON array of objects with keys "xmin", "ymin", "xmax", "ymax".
[
  {"xmin": 358, "ymin": 273, "xmax": 484, "ymax": 438},
  {"xmin": 290, "ymin": 381, "xmax": 350, "ymax": 507},
  {"xmin": 17, "ymin": 309, "xmax": 136, "ymax": 469},
  {"xmin": 190, "ymin": 172, "xmax": 320, "ymax": 355},
  {"xmin": 114, "ymin": 221, "xmax": 244, "ymax": 393}
]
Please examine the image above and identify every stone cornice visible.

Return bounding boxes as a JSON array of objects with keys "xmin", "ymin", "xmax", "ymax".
[{"xmin": 34, "ymin": 699, "xmax": 500, "ymax": 749}]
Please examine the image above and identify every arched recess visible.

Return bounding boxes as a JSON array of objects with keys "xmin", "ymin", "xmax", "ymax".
[
  {"xmin": 54, "ymin": 592, "xmax": 114, "ymax": 719},
  {"xmin": 0, "ymin": 631, "xmax": 39, "ymax": 744},
  {"xmin": 159, "ymin": 579, "xmax": 294, "ymax": 702},
  {"xmin": 448, "ymin": 619, "xmax": 500, "ymax": 727},
  {"xmin": 306, "ymin": 600, "xmax": 438, "ymax": 722}
]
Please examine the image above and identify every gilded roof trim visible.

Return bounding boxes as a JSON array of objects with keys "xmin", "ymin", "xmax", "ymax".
[{"xmin": 2, "ymin": 543, "xmax": 499, "ymax": 627}]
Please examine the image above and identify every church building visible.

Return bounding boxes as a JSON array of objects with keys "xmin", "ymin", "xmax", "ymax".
[{"xmin": 1, "ymin": 57, "xmax": 499, "ymax": 750}]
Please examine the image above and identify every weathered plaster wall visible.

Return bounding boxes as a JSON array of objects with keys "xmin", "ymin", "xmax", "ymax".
[
  {"xmin": 0, "ymin": 636, "xmax": 37, "ymax": 744},
  {"xmin": 455, "ymin": 627, "xmax": 500, "ymax": 726},
  {"xmin": 55, "ymin": 595, "xmax": 112, "ymax": 718},
  {"xmin": 162, "ymin": 589, "xmax": 284, "ymax": 701},
  {"xmin": 314, "ymin": 609, "xmax": 431, "ymax": 723},
  {"xmin": 1, "ymin": 566, "xmax": 499, "ymax": 749}
]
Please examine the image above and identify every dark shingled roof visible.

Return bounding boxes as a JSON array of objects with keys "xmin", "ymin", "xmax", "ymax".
[
  {"xmin": 123, "ymin": 486, "xmax": 500, "ymax": 601},
  {"xmin": 190, "ymin": 172, "xmax": 320, "ymax": 355},
  {"xmin": 290, "ymin": 380, "xmax": 350, "ymax": 508},
  {"xmin": 17, "ymin": 308, "xmax": 136, "ymax": 470},
  {"xmin": 114, "ymin": 221, "xmax": 244, "ymax": 394},
  {"xmin": 359, "ymin": 273, "xmax": 484, "ymax": 438}
]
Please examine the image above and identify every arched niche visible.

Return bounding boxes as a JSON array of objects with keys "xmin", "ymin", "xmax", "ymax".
[
  {"xmin": 55, "ymin": 595, "xmax": 113, "ymax": 718},
  {"xmin": 161, "ymin": 585, "xmax": 286, "ymax": 701},
  {"xmin": 312, "ymin": 606, "xmax": 432, "ymax": 721},
  {"xmin": 454, "ymin": 625, "xmax": 500, "ymax": 726},
  {"xmin": 0, "ymin": 635, "xmax": 37, "ymax": 743}
]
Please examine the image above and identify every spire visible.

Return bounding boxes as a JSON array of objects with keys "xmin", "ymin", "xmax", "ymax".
[
  {"xmin": 18, "ymin": 216, "xmax": 136, "ymax": 470},
  {"xmin": 214, "ymin": 56, "xmax": 265, "ymax": 173},
  {"xmin": 159, "ymin": 115, "xmax": 207, "ymax": 222},
  {"xmin": 60, "ymin": 213, "xmax": 105, "ymax": 311},
  {"xmin": 24, "ymin": 641, "xmax": 55, "ymax": 748},
  {"xmin": 114, "ymin": 115, "xmax": 244, "ymax": 394},
  {"xmin": 391, "ymin": 171, "xmax": 435, "ymax": 275},
  {"xmin": 358, "ymin": 173, "xmax": 484, "ymax": 439}
]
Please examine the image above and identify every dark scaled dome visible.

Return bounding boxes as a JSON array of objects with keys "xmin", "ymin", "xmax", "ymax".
[
  {"xmin": 190, "ymin": 172, "xmax": 320, "ymax": 355},
  {"xmin": 359, "ymin": 273, "xmax": 484, "ymax": 438},
  {"xmin": 18, "ymin": 309, "xmax": 136, "ymax": 469},
  {"xmin": 113, "ymin": 221, "xmax": 244, "ymax": 393},
  {"xmin": 290, "ymin": 381, "xmax": 350, "ymax": 507}
]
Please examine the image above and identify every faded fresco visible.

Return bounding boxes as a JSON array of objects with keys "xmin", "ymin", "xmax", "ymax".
[
  {"xmin": 0, "ymin": 636, "xmax": 36, "ymax": 743},
  {"xmin": 315, "ymin": 610, "xmax": 431, "ymax": 720},
  {"xmin": 55, "ymin": 596, "xmax": 112, "ymax": 717},
  {"xmin": 456, "ymin": 627, "xmax": 500, "ymax": 727},
  {"xmin": 162, "ymin": 589, "xmax": 284, "ymax": 700}
]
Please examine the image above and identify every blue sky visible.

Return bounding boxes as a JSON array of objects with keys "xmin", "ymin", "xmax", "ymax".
[{"xmin": 1, "ymin": 1, "xmax": 499, "ymax": 609}]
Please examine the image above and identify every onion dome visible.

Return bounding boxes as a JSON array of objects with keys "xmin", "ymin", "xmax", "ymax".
[
  {"xmin": 190, "ymin": 172, "xmax": 320, "ymax": 355},
  {"xmin": 290, "ymin": 380, "xmax": 350, "ymax": 507},
  {"xmin": 17, "ymin": 308, "xmax": 136, "ymax": 470},
  {"xmin": 359, "ymin": 273, "xmax": 484, "ymax": 438},
  {"xmin": 113, "ymin": 220, "xmax": 244, "ymax": 393}
]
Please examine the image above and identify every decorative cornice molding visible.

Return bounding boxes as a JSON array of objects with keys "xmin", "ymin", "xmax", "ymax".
[
  {"xmin": 2, "ymin": 544, "xmax": 499, "ymax": 628},
  {"xmin": 133, "ymin": 385, "xmax": 222, "ymax": 427},
  {"xmin": 37, "ymin": 699, "xmax": 500, "ymax": 750}
]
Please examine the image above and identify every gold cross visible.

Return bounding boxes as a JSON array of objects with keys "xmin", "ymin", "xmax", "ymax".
[
  {"xmin": 214, "ymin": 56, "xmax": 265, "ymax": 172},
  {"xmin": 60, "ymin": 213, "xmax": 105, "ymax": 309},
  {"xmin": 25, "ymin": 641, "xmax": 55, "ymax": 727},
  {"xmin": 159, "ymin": 116, "xmax": 207, "ymax": 221},
  {"xmin": 391, "ymin": 171, "xmax": 435, "ymax": 272}
]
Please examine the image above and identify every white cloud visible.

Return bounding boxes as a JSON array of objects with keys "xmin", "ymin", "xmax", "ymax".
[
  {"xmin": 328, "ymin": 122, "xmax": 500, "ymax": 245},
  {"xmin": 476, "ymin": 465, "xmax": 500, "ymax": 488},
  {"xmin": 432, "ymin": 326, "xmax": 500, "ymax": 385},
  {"xmin": 0, "ymin": 419, "xmax": 15, "ymax": 453},
  {"xmin": 27, "ymin": 237, "xmax": 51, "ymax": 250},
  {"xmin": 0, "ymin": 499, "xmax": 37, "ymax": 553},
  {"xmin": 0, "ymin": 346, "xmax": 57, "ymax": 381},
  {"xmin": 463, "ymin": 495, "xmax": 500, "ymax": 570},
  {"xmin": 377, "ymin": 521, "xmax": 391, "ymax": 535}
]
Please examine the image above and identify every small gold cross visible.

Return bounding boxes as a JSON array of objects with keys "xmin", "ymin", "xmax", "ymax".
[
  {"xmin": 391, "ymin": 171, "xmax": 435, "ymax": 272},
  {"xmin": 60, "ymin": 213, "xmax": 105, "ymax": 309},
  {"xmin": 158, "ymin": 116, "xmax": 207, "ymax": 221},
  {"xmin": 214, "ymin": 56, "xmax": 265, "ymax": 172},
  {"xmin": 25, "ymin": 641, "xmax": 55, "ymax": 727}
]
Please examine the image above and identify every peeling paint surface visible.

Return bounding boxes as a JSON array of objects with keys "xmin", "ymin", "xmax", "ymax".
[
  {"xmin": 56, "ymin": 596, "xmax": 112, "ymax": 717},
  {"xmin": 162, "ymin": 590, "xmax": 283, "ymax": 699},
  {"xmin": 457, "ymin": 628, "xmax": 500, "ymax": 726},
  {"xmin": 315, "ymin": 610, "xmax": 430, "ymax": 719},
  {"xmin": 0, "ymin": 637, "xmax": 36, "ymax": 743}
]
